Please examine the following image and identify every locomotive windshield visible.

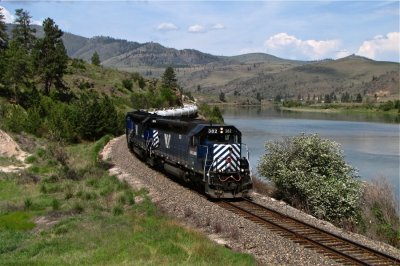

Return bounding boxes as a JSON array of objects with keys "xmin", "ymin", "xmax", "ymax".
[
  {"xmin": 192, "ymin": 126, "xmax": 241, "ymax": 146},
  {"xmin": 203, "ymin": 134, "xmax": 238, "ymax": 144}
]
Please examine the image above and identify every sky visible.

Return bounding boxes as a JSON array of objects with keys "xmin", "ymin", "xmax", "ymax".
[{"xmin": 0, "ymin": 1, "xmax": 399, "ymax": 62}]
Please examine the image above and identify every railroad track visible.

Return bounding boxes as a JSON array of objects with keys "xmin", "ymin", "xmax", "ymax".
[{"xmin": 216, "ymin": 199, "xmax": 400, "ymax": 266}]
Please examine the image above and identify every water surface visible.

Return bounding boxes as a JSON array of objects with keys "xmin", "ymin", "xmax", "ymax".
[{"xmin": 221, "ymin": 106, "xmax": 400, "ymax": 200}]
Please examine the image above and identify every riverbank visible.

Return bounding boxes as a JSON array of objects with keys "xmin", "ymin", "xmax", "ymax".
[{"xmin": 278, "ymin": 103, "xmax": 399, "ymax": 115}]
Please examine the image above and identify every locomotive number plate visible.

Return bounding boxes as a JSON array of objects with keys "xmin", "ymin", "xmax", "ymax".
[{"xmin": 208, "ymin": 128, "xmax": 232, "ymax": 134}]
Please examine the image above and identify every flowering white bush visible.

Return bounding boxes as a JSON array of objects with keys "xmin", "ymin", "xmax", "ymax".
[{"xmin": 258, "ymin": 134, "xmax": 362, "ymax": 222}]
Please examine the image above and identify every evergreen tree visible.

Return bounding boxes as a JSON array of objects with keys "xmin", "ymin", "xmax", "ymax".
[
  {"xmin": 0, "ymin": 8, "xmax": 7, "ymax": 89},
  {"xmin": 91, "ymin": 51, "xmax": 100, "ymax": 66},
  {"xmin": 12, "ymin": 9, "xmax": 36, "ymax": 51},
  {"xmin": 0, "ymin": 7, "xmax": 8, "ymax": 50},
  {"xmin": 355, "ymin": 93, "xmax": 363, "ymax": 103},
  {"xmin": 2, "ymin": 9, "xmax": 37, "ymax": 103},
  {"xmin": 219, "ymin": 91, "xmax": 225, "ymax": 102},
  {"xmin": 341, "ymin": 92, "xmax": 350, "ymax": 103},
  {"xmin": 138, "ymin": 76, "xmax": 145, "ymax": 89},
  {"xmin": 3, "ymin": 40, "xmax": 33, "ymax": 103},
  {"xmin": 33, "ymin": 18, "xmax": 68, "ymax": 95},
  {"xmin": 161, "ymin": 66, "xmax": 177, "ymax": 89}
]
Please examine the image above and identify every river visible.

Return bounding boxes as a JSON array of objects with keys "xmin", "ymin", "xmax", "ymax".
[{"xmin": 221, "ymin": 106, "xmax": 400, "ymax": 200}]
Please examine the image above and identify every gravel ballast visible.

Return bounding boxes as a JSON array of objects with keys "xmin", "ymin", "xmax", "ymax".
[{"xmin": 102, "ymin": 136, "xmax": 399, "ymax": 265}]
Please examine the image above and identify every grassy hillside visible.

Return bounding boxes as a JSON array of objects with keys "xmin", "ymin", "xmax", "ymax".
[
  {"xmin": 217, "ymin": 55, "xmax": 399, "ymax": 102},
  {"xmin": 0, "ymin": 135, "xmax": 255, "ymax": 265},
  {"xmin": 64, "ymin": 59, "xmax": 135, "ymax": 111}
]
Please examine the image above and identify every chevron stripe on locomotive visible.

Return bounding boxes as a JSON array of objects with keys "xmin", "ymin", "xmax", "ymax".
[{"xmin": 125, "ymin": 109, "xmax": 253, "ymax": 198}]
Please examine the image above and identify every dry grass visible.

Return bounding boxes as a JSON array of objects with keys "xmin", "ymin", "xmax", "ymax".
[
  {"xmin": 358, "ymin": 177, "xmax": 399, "ymax": 247},
  {"xmin": 252, "ymin": 177, "xmax": 276, "ymax": 196}
]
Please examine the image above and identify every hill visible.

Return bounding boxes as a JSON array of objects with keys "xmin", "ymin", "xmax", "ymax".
[
  {"xmin": 5, "ymin": 24, "xmax": 399, "ymax": 102},
  {"xmin": 214, "ymin": 55, "xmax": 399, "ymax": 101}
]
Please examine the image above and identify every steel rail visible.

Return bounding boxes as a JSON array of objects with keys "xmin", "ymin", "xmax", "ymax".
[{"xmin": 217, "ymin": 199, "xmax": 400, "ymax": 266}]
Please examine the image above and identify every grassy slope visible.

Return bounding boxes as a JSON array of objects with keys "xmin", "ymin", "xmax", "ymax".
[
  {"xmin": 64, "ymin": 60, "xmax": 137, "ymax": 112},
  {"xmin": 0, "ymin": 136, "xmax": 255, "ymax": 265},
  {"xmin": 178, "ymin": 56, "xmax": 398, "ymax": 102}
]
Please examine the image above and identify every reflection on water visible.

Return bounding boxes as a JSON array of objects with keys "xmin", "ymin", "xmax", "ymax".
[{"xmin": 221, "ymin": 106, "xmax": 400, "ymax": 200}]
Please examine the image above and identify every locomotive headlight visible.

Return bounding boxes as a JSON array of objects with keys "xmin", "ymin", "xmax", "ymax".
[{"xmin": 241, "ymin": 168, "xmax": 244, "ymax": 172}]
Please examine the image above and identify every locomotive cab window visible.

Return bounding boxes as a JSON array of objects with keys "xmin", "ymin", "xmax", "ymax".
[{"xmin": 201, "ymin": 134, "xmax": 238, "ymax": 144}]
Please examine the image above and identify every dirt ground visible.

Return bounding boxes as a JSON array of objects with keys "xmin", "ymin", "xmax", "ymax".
[{"xmin": 0, "ymin": 130, "xmax": 30, "ymax": 173}]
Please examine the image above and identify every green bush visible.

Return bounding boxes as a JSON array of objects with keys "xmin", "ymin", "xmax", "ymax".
[
  {"xmin": 113, "ymin": 205, "xmax": 123, "ymax": 216},
  {"xmin": 0, "ymin": 103, "xmax": 28, "ymax": 133},
  {"xmin": 258, "ymin": 134, "xmax": 362, "ymax": 222},
  {"xmin": 198, "ymin": 103, "xmax": 224, "ymax": 124},
  {"xmin": 24, "ymin": 198, "xmax": 33, "ymax": 210},
  {"xmin": 51, "ymin": 199, "xmax": 60, "ymax": 211},
  {"xmin": 378, "ymin": 101, "xmax": 396, "ymax": 112},
  {"xmin": 122, "ymin": 79, "xmax": 133, "ymax": 91}
]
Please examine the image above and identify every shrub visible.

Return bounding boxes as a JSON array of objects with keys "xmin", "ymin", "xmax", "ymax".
[
  {"xmin": 0, "ymin": 103, "xmax": 28, "ymax": 133},
  {"xmin": 358, "ymin": 177, "xmax": 399, "ymax": 247},
  {"xmin": 72, "ymin": 202, "xmax": 84, "ymax": 214},
  {"xmin": 113, "ymin": 205, "xmax": 123, "ymax": 216},
  {"xmin": 124, "ymin": 191, "xmax": 135, "ymax": 206},
  {"xmin": 40, "ymin": 184, "xmax": 47, "ymax": 194},
  {"xmin": 24, "ymin": 198, "xmax": 33, "ymax": 210},
  {"xmin": 122, "ymin": 79, "xmax": 133, "ymax": 91},
  {"xmin": 25, "ymin": 155, "xmax": 37, "ymax": 164},
  {"xmin": 51, "ymin": 199, "xmax": 60, "ymax": 211},
  {"xmin": 258, "ymin": 134, "xmax": 362, "ymax": 223},
  {"xmin": 198, "ymin": 103, "xmax": 224, "ymax": 124},
  {"xmin": 75, "ymin": 94, "xmax": 121, "ymax": 140},
  {"xmin": 252, "ymin": 177, "xmax": 276, "ymax": 196},
  {"xmin": 378, "ymin": 101, "xmax": 395, "ymax": 112}
]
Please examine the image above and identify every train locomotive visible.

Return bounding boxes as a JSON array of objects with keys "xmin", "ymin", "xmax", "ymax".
[{"xmin": 125, "ymin": 106, "xmax": 253, "ymax": 198}]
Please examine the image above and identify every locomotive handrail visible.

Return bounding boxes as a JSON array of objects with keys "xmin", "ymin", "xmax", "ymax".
[
  {"xmin": 207, "ymin": 156, "xmax": 217, "ymax": 184},
  {"xmin": 241, "ymin": 143, "xmax": 252, "ymax": 176},
  {"xmin": 200, "ymin": 145, "xmax": 209, "ymax": 182}
]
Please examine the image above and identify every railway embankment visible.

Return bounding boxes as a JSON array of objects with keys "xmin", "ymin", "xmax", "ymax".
[{"xmin": 102, "ymin": 135, "xmax": 400, "ymax": 265}]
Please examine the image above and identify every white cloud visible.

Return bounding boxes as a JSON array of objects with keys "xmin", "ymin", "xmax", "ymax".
[
  {"xmin": 157, "ymin": 22, "xmax": 178, "ymax": 31},
  {"xmin": 31, "ymin": 19, "xmax": 43, "ymax": 26},
  {"xmin": 335, "ymin": 49, "xmax": 352, "ymax": 59},
  {"xmin": 357, "ymin": 32, "xmax": 399, "ymax": 61},
  {"xmin": 188, "ymin": 24, "xmax": 205, "ymax": 33},
  {"xmin": 0, "ymin": 5, "xmax": 15, "ymax": 23},
  {"xmin": 264, "ymin": 32, "xmax": 340, "ymax": 60},
  {"xmin": 0, "ymin": 6, "xmax": 42, "ymax": 25},
  {"xmin": 211, "ymin": 23, "xmax": 225, "ymax": 30}
]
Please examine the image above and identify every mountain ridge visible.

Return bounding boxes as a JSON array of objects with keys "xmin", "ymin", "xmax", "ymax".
[{"xmin": 5, "ymin": 23, "xmax": 399, "ymax": 101}]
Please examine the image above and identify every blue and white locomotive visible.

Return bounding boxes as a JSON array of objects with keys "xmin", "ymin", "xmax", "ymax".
[{"xmin": 125, "ymin": 106, "xmax": 253, "ymax": 198}]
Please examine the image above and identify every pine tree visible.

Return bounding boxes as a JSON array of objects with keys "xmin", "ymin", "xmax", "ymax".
[
  {"xmin": 219, "ymin": 91, "xmax": 225, "ymax": 102},
  {"xmin": 12, "ymin": 9, "xmax": 36, "ymax": 51},
  {"xmin": 2, "ymin": 9, "xmax": 36, "ymax": 103},
  {"xmin": 0, "ymin": 7, "xmax": 8, "ymax": 89},
  {"xmin": 355, "ymin": 93, "xmax": 363, "ymax": 103},
  {"xmin": 161, "ymin": 66, "xmax": 177, "ymax": 90},
  {"xmin": 33, "ymin": 18, "xmax": 68, "ymax": 95},
  {"xmin": 91, "ymin": 51, "xmax": 100, "ymax": 66},
  {"xmin": 3, "ymin": 41, "xmax": 33, "ymax": 103},
  {"xmin": 0, "ymin": 7, "xmax": 8, "ymax": 50}
]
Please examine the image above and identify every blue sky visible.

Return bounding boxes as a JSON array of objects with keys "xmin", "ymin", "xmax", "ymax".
[{"xmin": 1, "ymin": 1, "xmax": 399, "ymax": 62}]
